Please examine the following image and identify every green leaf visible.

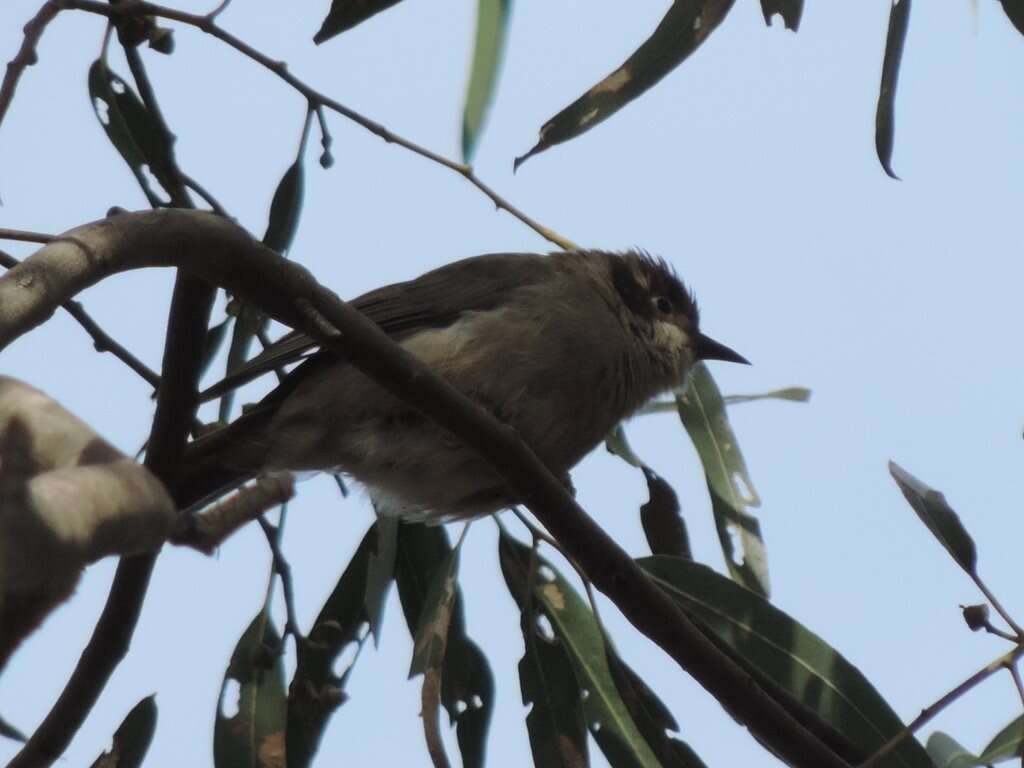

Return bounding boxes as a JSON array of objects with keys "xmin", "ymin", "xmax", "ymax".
[
  {"xmin": 314, "ymin": 0, "xmax": 406, "ymax": 44},
  {"xmin": 219, "ymin": 140, "xmax": 306, "ymax": 422},
  {"xmin": 875, "ymin": 0, "xmax": 911, "ymax": 179},
  {"xmin": 676, "ymin": 363, "xmax": 769, "ymax": 596},
  {"xmin": 0, "ymin": 713, "xmax": 25, "ymax": 742},
  {"xmin": 201, "ymin": 318, "xmax": 231, "ymax": 378},
  {"xmin": 461, "ymin": 0, "xmax": 512, "ymax": 161},
  {"xmin": 287, "ymin": 524, "xmax": 378, "ymax": 768},
  {"xmin": 888, "ymin": 462, "xmax": 978, "ymax": 574},
  {"xmin": 760, "ymin": 0, "xmax": 802, "ymax": 30},
  {"xmin": 364, "ymin": 515, "xmax": 398, "ymax": 645},
  {"xmin": 90, "ymin": 695, "xmax": 157, "ymax": 768},
  {"xmin": 214, "ymin": 613, "xmax": 287, "ymax": 768},
  {"xmin": 499, "ymin": 533, "xmax": 662, "ymax": 768},
  {"xmin": 639, "ymin": 556, "xmax": 934, "ymax": 768},
  {"xmin": 926, "ymin": 732, "xmax": 981, "ymax": 768},
  {"xmin": 604, "ymin": 649, "xmax": 707, "ymax": 767},
  {"xmin": 999, "ymin": 1, "xmax": 1024, "ymax": 36},
  {"xmin": 515, "ymin": 0, "xmax": 735, "ymax": 169},
  {"xmin": 722, "ymin": 386, "xmax": 812, "ymax": 406},
  {"xmin": 87, "ymin": 60, "xmax": 171, "ymax": 206},
  {"xmin": 978, "ymin": 714, "xmax": 1024, "ymax": 764},
  {"xmin": 395, "ymin": 524, "xmax": 494, "ymax": 768},
  {"xmin": 517, "ymin": 605, "xmax": 589, "ymax": 768},
  {"xmin": 606, "ymin": 426, "xmax": 690, "ymax": 558}
]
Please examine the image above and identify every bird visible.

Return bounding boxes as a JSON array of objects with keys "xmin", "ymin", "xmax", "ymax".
[{"xmin": 177, "ymin": 249, "xmax": 748, "ymax": 519}]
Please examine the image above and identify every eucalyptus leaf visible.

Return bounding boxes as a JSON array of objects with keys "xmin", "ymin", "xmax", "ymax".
[
  {"xmin": 925, "ymin": 731, "xmax": 981, "ymax": 768},
  {"xmin": 365, "ymin": 515, "xmax": 399, "ymax": 645},
  {"xmin": 888, "ymin": 462, "xmax": 977, "ymax": 575},
  {"xmin": 978, "ymin": 714, "xmax": 1024, "ymax": 764},
  {"xmin": 515, "ymin": 0, "xmax": 735, "ymax": 169},
  {"xmin": 287, "ymin": 524, "xmax": 378, "ymax": 768},
  {"xmin": 676, "ymin": 363, "xmax": 768, "ymax": 596},
  {"xmin": 314, "ymin": 0, "xmax": 405, "ymax": 44},
  {"xmin": 760, "ymin": 0, "xmax": 803, "ymax": 30},
  {"xmin": 499, "ymin": 533, "xmax": 662, "ymax": 768},
  {"xmin": 640, "ymin": 556, "xmax": 934, "ymax": 768},
  {"xmin": 462, "ymin": 0, "xmax": 512, "ymax": 161},
  {"xmin": 875, "ymin": 0, "xmax": 911, "ymax": 179},
  {"xmin": 0, "ymin": 713, "xmax": 25, "ymax": 742},
  {"xmin": 214, "ymin": 614, "xmax": 287, "ymax": 768}
]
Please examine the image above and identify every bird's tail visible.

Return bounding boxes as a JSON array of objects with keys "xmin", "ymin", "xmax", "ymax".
[{"xmin": 174, "ymin": 407, "xmax": 273, "ymax": 509}]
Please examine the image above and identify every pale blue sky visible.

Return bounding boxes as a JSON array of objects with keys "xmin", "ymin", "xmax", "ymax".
[{"xmin": 2, "ymin": 1, "xmax": 1023, "ymax": 766}]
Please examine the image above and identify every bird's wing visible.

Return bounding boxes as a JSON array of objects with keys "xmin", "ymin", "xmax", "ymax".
[{"xmin": 199, "ymin": 252, "xmax": 554, "ymax": 403}]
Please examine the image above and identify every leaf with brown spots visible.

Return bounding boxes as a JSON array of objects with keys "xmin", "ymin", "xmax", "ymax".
[{"xmin": 515, "ymin": 0, "xmax": 735, "ymax": 169}]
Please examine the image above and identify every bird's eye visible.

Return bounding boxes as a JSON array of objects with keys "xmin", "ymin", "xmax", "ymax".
[{"xmin": 654, "ymin": 297, "xmax": 673, "ymax": 315}]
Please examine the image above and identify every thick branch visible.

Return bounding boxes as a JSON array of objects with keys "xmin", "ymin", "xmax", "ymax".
[{"xmin": 0, "ymin": 210, "xmax": 848, "ymax": 768}]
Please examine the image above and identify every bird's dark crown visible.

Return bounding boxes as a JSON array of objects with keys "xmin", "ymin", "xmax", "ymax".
[{"xmin": 607, "ymin": 250, "xmax": 699, "ymax": 329}]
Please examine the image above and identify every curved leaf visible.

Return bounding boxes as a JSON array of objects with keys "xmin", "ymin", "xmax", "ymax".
[
  {"xmin": 500, "ymin": 533, "xmax": 663, "ymax": 768},
  {"xmin": 515, "ymin": 0, "xmax": 735, "ymax": 169},
  {"xmin": 978, "ymin": 714, "xmax": 1024, "ymax": 764},
  {"xmin": 888, "ymin": 462, "xmax": 977, "ymax": 575},
  {"xmin": 214, "ymin": 613, "xmax": 286, "ymax": 768},
  {"xmin": 875, "ymin": 0, "xmax": 912, "ymax": 180},
  {"xmin": 676, "ymin": 363, "xmax": 768, "ymax": 596},
  {"xmin": 926, "ymin": 732, "xmax": 980, "ymax": 768},
  {"xmin": 314, "ymin": 0, "xmax": 405, "ymax": 44},
  {"xmin": 287, "ymin": 524, "xmax": 378, "ymax": 768},
  {"xmin": 639, "ymin": 556, "xmax": 934, "ymax": 768},
  {"xmin": 87, "ymin": 60, "xmax": 169, "ymax": 206},
  {"xmin": 462, "ymin": 0, "xmax": 512, "ymax": 161}
]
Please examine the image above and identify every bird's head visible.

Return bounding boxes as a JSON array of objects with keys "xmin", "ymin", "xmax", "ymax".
[{"xmin": 607, "ymin": 251, "xmax": 749, "ymax": 382}]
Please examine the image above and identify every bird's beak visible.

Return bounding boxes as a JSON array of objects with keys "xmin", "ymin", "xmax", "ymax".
[{"xmin": 694, "ymin": 333, "xmax": 750, "ymax": 365}]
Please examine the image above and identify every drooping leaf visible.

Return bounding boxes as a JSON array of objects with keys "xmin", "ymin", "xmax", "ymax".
[
  {"xmin": 87, "ymin": 60, "xmax": 171, "ymax": 206},
  {"xmin": 461, "ymin": 0, "xmax": 513, "ymax": 161},
  {"xmin": 925, "ymin": 732, "xmax": 981, "ymax": 768},
  {"xmin": 760, "ymin": 0, "xmax": 803, "ymax": 30},
  {"xmin": 287, "ymin": 524, "xmax": 378, "ymax": 768},
  {"xmin": 0, "ymin": 713, "xmax": 25, "ymax": 742},
  {"xmin": 515, "ymin": 0, "xmax": 735, "ymax": 169},
  {"xmin": 214, "ymin": 613, "xmax": 287, "ymax": 768},
  {"xmin": 999, "ymin": 1, "xmax": 1024, "ymax": 35},
  {"xmin": 499, "ymin": 533, "xmax": 662, "ymax": 768},
  {"xmin": 364, "ymin": 515, "xmax": 398, "ymax": 645},
  {"xmin": 89, "ymin": 695, "xmax": 157, "ymax": 768},
  {"xmin": 875, "ymin": 0, "xmax": 912, "ymax": 179},
  {"xmin": 395, "ymin": 524, "xmax": 494, "ymax": 768},
  {"xmin": 604, "ymin": 647, "xmax": 707, "ymax": 767},
  {"xmin": 517, "ymin": 604, "xmax": 589, "ymax": 768},
  {"xmin": 978, "ymin": 714, "xmax": 1024, "ymax": 764},
  {"xmin": 676, "ymin": 363, "xmax": 768, "ymax": 596},
  {"xmin": 606, "ymin": 426, "xmax": 690, "ymax": 558},
  {"xmin": 888, "ymin": 462, "xmax": 977, "ymax": 575},
  {"xmin": 640, "ymin": 556, "xmax": 934, "ymax": 768},
  {"xmin": 314, "ymin": 0, "xmax": 406, "ymax": 44},
  {"xmin": 220, "ymin": 132, "xmax": 306, "ymax": 422}
]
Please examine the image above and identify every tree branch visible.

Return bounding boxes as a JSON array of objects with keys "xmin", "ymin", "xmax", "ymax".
[
  {"xmin": 0, "ymin": 210, "xmax": 849, "ymax": 768},
  {"xmin": 0, "ymin": 2, "xmax": 60, "ymax": 132},
  {"xmin": 52, "ymin": 0, "xmax": 576, "ymax": 250}
]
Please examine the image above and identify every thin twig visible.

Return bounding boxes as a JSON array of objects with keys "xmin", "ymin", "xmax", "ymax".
[
  {"xmin": 0, "ymin": 248, "xmax": 160, "ymax": 388},
  {"xmin": 205, "ymin": 0, "xmax": 232, "ymax": 21},
  {"xmin": 0, "ymin": 227, "xmax": 54, "ymax": 244},
  {"xmin": 180, "ymin": 172, "xmax": 228, "ymax": 215},
  {"xmin": 257, "ymin": 514, "xmax": 306, "ymax": 645},
  {"xmin": 859, "ymin": 647, "xmax": 1024, "ymax": 768},
  {"xmin": 0, "ymin": 2, "xmax": 61, "ymax": 132},
  {"xmin": 983, "ymin": 620, "xmax": 1019, "ymax": 643},
  {"xmin": 974, "ymin": 573, "xmax": 1024, "ymax": 639},
  {"xmin": 55, "ymin": 0, "xmax": 577, "ymax": 250},
  {"xmin": 1009, "ymin": 662, "xmax": 1024, "ymax": 711}
]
